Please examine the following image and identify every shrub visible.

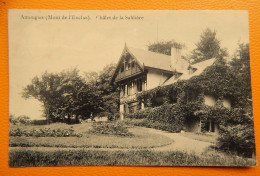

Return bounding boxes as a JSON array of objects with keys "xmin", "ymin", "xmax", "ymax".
[
  {"xmin": 125, "ymin": 103, "xmax": 187, "ymax": 132},
  {"xmin": 9, "ymin": 115, "xmax": 32, "ymax": 125},
  {"xmin": 216, "ymin": 124, "xmax": 255, "ymax": 157},
  {"xmin": 9, "ymin": 127, "xmax": 82, "ymax": 137},
  {"xmin": 89, "ymin": 121, "xmax": 133, "ymax": 136}
]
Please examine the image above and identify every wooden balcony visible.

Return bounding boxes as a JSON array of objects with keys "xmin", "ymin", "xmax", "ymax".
[
  {"xmin": 120, "ymin": 93, "xmax": 138, "ymax": 104},
  {"xmin": 115, "ymin": 69, "xmax": 142, "ymax": 82}
]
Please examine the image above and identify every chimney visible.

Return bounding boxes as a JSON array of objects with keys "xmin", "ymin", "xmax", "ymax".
[{"xmin": 171, "ymin": 47, "xmax": 189, "ymax": 73}]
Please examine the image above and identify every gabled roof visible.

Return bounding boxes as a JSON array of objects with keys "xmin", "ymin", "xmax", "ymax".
[
  {"xmin": 126, "ymin": 46, "xmax": 172, "ymax": 72},
  {"xmin": 110, "ymin": 44, "xmax": 174, "ymax": 84},
  {"xmin": 163, "ymin": 58, "xmax": 216, "ymax": 86},
  {"xmin": 111, "ymin": 44, "xmax": 216, "ymax": 85}
]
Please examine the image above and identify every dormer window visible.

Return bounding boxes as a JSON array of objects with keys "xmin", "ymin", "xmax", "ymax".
[
  {"xmin": 132, "ymin": 61, "xmax": 135, "ymax": 68},
  {"xmin": 127, "ymin": 63, "xmax": 131, "ymax": 70}
]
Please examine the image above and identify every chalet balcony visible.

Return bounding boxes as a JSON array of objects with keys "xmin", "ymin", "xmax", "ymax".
[
  {"xmin": 120, "ymin": 93, "xmax": 138, "ymax": 104},
  {"xmin": 115, "ymin": 69, "xmax": 142, "ymax": 82}
]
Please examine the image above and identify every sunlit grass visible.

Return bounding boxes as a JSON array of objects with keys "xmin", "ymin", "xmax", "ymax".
[{"xmin": 9, "ymin": 149, "xmax": 256, "ymax": 167}]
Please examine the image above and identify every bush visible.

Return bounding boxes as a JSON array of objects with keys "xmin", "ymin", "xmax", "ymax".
[
  {"xmin": 125, "ymin": 103, "xmax": 187, "ymax": 132},
  {"xmin": 216, "ymin": 124, "xmax": 255, "ymax": 157},
  {"xmin": 89, "ymin": 121, "xmax": 133, "ymax": 136},
  {"xmin": 9, "ymin": 127, "xmax": 82, "ymax": 137},
  {"xmin": 31, "ymin": 119, "xmax": 48, "ymax": 125},
  {"xmin": 106, "ymin": 112, "xmax": 120, "ymax": 121},
  {"xmin": 9, "ymin": 115, "xmax": 32, "ymax": 125}
]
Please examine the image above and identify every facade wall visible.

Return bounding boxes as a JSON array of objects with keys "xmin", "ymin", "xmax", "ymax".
[{"xmin": 146, "ymin": 70, "xmax": 169, "ymax": 90}]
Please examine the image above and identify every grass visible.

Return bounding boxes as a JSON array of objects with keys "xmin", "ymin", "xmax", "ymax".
[
  {"xmin": 180, "ymin": 132, "xmax": 218, "ymax": 143},
  {"xmin": 9, "ymin": 121, "xmax": 257, "ymax": 167},
  {"xmin": 9, "ymin": 148, "xmax": 257, "ymax": 167},
  {"xmin": 9, "ymin": 124, "xmax": 173, "ymax": 149}
]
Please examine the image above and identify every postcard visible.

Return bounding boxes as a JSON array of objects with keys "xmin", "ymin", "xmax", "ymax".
[{"xmin": 8, "ymin": 9, "xmax": 256, "ymax": 167}]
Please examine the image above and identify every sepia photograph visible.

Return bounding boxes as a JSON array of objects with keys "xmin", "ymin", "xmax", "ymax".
[{"xmin": 8, "ymin": 10, "xmax": 256, "ymax": 167}]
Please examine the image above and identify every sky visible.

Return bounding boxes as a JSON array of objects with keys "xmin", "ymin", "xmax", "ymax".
[{"xmin": 8, "ymin": 10, "xmax": 249, "ymax": 119}]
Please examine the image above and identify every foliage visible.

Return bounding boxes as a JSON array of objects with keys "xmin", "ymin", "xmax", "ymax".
[
  {"xmin": 216, "ymin": 124, "xmax": 255, "ymax": 157},
  {"xmin": 125, "ymin": 103, "xmax": 190, "ymax": 132},
  {"xmin": 9, "ymin": 149, "xmax": 256, "ymax": 167},
  {"xmin": 214, "ymin": 43, "xmax": 254, "ymax": 157},
  {"xmin": 147, "ymin": 40, "xmax": 184, "ymax": 55},
  {"xmin": 134, "ymin": 42, "xmax": 254, "ymax": 157},
  {"xmin": 190, "ymin": 28, "xmax": 228, "ymax": 64},
  {"xmin": 89, "ymin": 121, "xmax": 133, "ymax": 136},
  {"xmin": 22, "ymin": 64, "xmax": 119, "ymax": 123},
  {"xmin": 9, "ymin": 114, "xmax": 32, "ymax": 125},
  {"xmin": 9, "ymin": 127, "xmax": 82, "ymax": 137},
  {"xmin": 229, "ymin": 43, "xmax": 252, "ymax": 106},
  {"xmin": 85, "ymin": 63, "xmax": 119, "ymax": 118}
]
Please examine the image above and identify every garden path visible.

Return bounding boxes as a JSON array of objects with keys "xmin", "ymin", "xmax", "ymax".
[{"xmin": 145, "ymin": 128, "xmax": 212, "ymax": 154}]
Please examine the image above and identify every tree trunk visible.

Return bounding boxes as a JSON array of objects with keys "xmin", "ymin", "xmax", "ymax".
[
  {"xmin": 76, "ymin": 115, "xmax": 79, "ymax": 124},
  {"xmin": 67, "ymin": 114, "xmax": 71, "ymax": 124}
]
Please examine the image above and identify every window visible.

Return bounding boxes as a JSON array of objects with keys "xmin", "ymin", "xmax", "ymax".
[
  {"xmin": 137, "ymin": 80, "xmax": 142, "ymax": 92},
  {"xmin": 132, "ymin": 61, "xmax": 135, "ymax": 68},
  {"xmin": 206, "ymin": 121, "xmax": 215, "ymax": 132},
  {"xmin": 127, "ymin": 63, "xmax": 131, "ymax": 70},
  {"xmin": 122, "ymin": 86, "xmax": 124, "ymax": 96},
  {"xmin": 121, "ymin": 66, "xmax": 124, "ymax": 72},
  {"xmin": 128, "ymin": 84, "xmax": 131, "ymax": 96},
  {"xmin": 124, "ymin": 84, "xmax": 127, "ymax": 96},
  {"xmin": 129, "ymin": 106, "xmax": 134, "ymax": 114},
  {"xmin": 137, "ymin": 102, "xmax": 141, "ymax": 110},
  {"xmin": 124, "ymin": 104, "xmax": 127, "ymax": 113}
]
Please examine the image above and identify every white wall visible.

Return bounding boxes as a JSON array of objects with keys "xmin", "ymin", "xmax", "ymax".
[{"xmin": 146, "ymin": 70, "xmax": 169, "ymax": 90}]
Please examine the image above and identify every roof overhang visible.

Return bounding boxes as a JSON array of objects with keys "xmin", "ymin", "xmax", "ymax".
[{"xmin": 110, "ymin": 44, "xmax": 144, "ymax": 85}]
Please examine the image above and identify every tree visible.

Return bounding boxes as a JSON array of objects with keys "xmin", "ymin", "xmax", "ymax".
[
  {"xmin": 191, "ymin": 28, "xmax": 228, "ymax": 64},
  {"xmin": 22, "ymin": 71, "xmax": 65, "ymax": 122},
  {"xmin": 147, "ymin": 40, "xmax": 184, "ymax": 55},
  {"xmin": 22, "ymin": 68, "xmax": 93, "ymax": 123},
  {"xmin": 215, "ymin": 43, "xmax": 255, "ymax": 157},
  {"xmin": 84, "ymin": 63, "xmax": 119, "ymax": 119},
  {"xmin": 229, "ymin": 43, "xmax": 252, "ymax": 107},
  {"xmin": 23, "ymin": 63, "xmax": 119, "ymax": 123}
]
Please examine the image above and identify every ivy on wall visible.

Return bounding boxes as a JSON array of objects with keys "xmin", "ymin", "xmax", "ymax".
[{"xmin": 129, "ymin": 57, "xmax": 255, "ymax": 157}]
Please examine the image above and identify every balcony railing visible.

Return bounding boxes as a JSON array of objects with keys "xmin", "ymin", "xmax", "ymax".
[
  {"xmin": 115, "ymin": 69, "xmax": 141, "ymax": 82},
  {"xmin": 120, "ymin": 93, "xmax": 138, "ymax": 104}
]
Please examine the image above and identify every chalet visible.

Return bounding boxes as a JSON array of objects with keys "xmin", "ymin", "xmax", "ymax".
[{"xmin": 111, "ymin": 44, "xmax": 231, "ymax": 133}]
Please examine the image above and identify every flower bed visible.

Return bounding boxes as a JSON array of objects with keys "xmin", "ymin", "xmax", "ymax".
[
  {"xmin": 9, "ymin": 127, "xmax": 82, "ymax": 137},
  {"xmin": 89, "ymin": 121, "xmax": 133, "ymax": 137}
]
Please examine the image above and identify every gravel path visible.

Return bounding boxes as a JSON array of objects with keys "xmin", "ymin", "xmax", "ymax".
[
  {"xmin": 9, "ymin": 127, "xmax": 212, "ymax": 155},
  {"xmin": 145, "ymin": 128, "xmax": 212, "ymax": 154}
]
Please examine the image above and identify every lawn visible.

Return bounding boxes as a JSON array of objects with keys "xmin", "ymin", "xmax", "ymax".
[
  {"xmin": 9, "ymin": 123, "xmax": 173, "ymax": 149},
  {"xmin": 9, "ymin": 148, "xmax": 256, "ymax": 167},
  {"xmin": 9, "ymin": 122, "xmax": 257, "ymax": 167},
  {"xmin": 180, "ymin": 132, "xmax": 218, "ymax": 143}
]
